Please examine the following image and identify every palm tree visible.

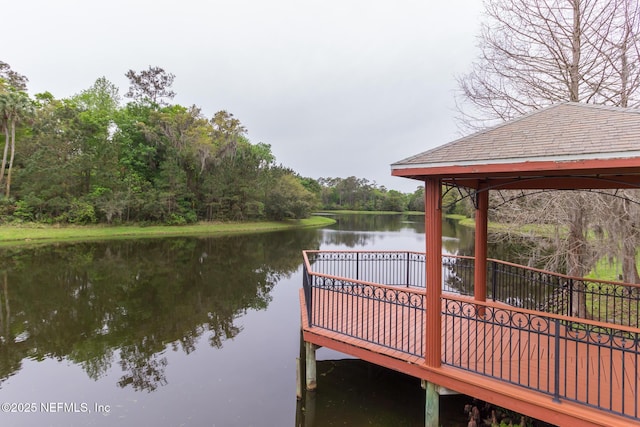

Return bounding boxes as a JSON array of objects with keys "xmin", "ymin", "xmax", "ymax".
[
  {"xmin": 0, "ymin": 91, "xmax": 34, "ymax": 198},
  {"xmin": 0, "ymin": 97, "xmax": 8, "ymax": 188}
]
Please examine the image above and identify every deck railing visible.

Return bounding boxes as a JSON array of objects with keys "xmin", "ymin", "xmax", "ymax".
[
  {"xmin": 302, "ymin": 253, "xmax": 425, "ymax": 357},
  {"xmin": 302, "ymin": 250, "xmax": 640, "ymax": 421},
  {"xmin": 304, "ymin": 251, "xmax": 426, "ymax": 288},
  {"xmin": 489, "ymin": 260, "xmax": 640, "ymax": 328},
  {"xmin": 304, "ymin": 250, "xmax": 640, "ymax": 328},
  {"xmin": 442, "ymin": 294, "xmax": 640, "ymax": 419}
]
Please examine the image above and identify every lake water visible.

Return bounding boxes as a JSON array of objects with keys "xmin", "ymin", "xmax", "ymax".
[{"xmin": 0, "ymin": 215, "xmax": 482, "ymax": 426}]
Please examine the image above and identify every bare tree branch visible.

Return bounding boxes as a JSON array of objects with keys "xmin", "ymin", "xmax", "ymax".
[{"xmin": 457, "ymin": 0, "xmax": 640, "ymax": 295}]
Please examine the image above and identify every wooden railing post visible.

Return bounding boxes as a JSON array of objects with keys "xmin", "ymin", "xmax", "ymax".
[
  {"xmin": 474, "ymin": 188, "xmax": 489, "ymax": 316},
  {"xmin": 424, "ymin": 178, "xmax": 442, "ymax": 367}
]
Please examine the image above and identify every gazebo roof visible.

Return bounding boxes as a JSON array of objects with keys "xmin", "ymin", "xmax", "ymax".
[{"xmin": 391, "ymin": 103, "xmax": 640, "ymax": 190}]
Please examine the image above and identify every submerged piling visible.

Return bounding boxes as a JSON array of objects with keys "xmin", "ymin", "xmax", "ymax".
[
  {"xmin": 296, "ymin": 357, "xmax": 302, "ymax": 399},
  {"xmin": 422, "ymin": 380, "xmax": 440, "ymax": 427},
  {"xmin": 305, "ymin": 341, "xmax": 317, "ymax": 391}
]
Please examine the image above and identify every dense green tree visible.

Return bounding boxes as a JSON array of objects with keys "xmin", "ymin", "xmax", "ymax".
[
  {"xmin": 200, "ymin": 137, "xmax": 274, "ymax": 220},
  {"xmin": 72, "ymin": 78, "xmax": 121, "ymax": 196},
  {"xmin": 17, "ymin": 89, "xmax": 119, "ymax": 223},
  {"xmin": 265, "ymin": 174, "xmax": 317, "ymax": 220},
  {"xmin": 195, "ymin": 113, "xmax": 273, "ymax": 221},
  {"xmin": 113, "ymin": 103, "xmax": 156, "ymax": 180},
  {"xmin": 17, "ymin": 97, "xmax": 87, "ymax": 219},
  {"xmin": 299, "ymin": 177, "xmax": 322, "ymax": 198},
  {"xmin": 381, "ymin": 190, "xmax": 406, "ymax": 212},
  {"xmin": 407, "ymin": 186, "xmax": 424, "ymax": 212}
]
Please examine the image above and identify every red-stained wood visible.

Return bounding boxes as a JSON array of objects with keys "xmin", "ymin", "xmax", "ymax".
[
  {"xmin": 391, "ymin": 157, "xmax": 640, "ymax": 190},
  {"xmin": 474, "ymin": 187, "xmax": 488, "ymax": 308},
  {"xmin": 424, "ymin": 178, "xmax": 442, "ymax": 367},
  {"xmin": 299, "ymin": 288, "xmax": 640, "ymax": 427}
]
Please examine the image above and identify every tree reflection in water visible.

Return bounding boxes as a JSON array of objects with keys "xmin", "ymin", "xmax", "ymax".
[{"xmin": 0, "ymin": 229, "xmax": 321, "ymax": 392}]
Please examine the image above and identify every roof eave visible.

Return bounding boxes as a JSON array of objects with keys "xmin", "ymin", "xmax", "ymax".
[{"xmin": 391, "ymin": 157, "xmax": 640, "ymax": 190}]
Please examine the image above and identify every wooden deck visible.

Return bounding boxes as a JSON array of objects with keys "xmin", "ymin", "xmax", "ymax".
[{"xmin": 300, "ymin": 287, "xmax": 640, "ymax": 427}]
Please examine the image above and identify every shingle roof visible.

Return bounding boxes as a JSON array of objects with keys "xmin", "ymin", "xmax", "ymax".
[{"xmin": 391, "ymin": 103, "xmax": 640, "ymax": 169}]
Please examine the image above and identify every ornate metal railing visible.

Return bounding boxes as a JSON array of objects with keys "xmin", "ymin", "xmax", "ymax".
[
  {"xmin": 489, "ymin": 260, "xmax": 640, "ymax": 328},
  {"xmin": 301, "ymin": 250, "xmax": 640, "ymax": 420},
  {"xmin": 303, "ymin": 251, "xmax": 424, "ymax": 357},
  {"xmin": 304, "ymin": 250, "xmax": 640, "ymax": 327},
  {"xmin": 304, "ymin": 251, "xmax": 426, "ymax": 288},
  {"xmin": 442, "ymin": 294, "xmax": 640, "ymax": 420}
]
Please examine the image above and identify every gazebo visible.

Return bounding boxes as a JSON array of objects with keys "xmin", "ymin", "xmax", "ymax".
[
  {"xmin": 392, "ymin": 102, "xmax": 640, "ymax": 359},
  {"xmin": 300, "ymin": 102, "xmax": 640, "ymax": 426}
]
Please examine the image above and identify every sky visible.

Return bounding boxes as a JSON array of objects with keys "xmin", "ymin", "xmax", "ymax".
[{"xmin": 4, "ymin": 0, "xmax": 484, "ymax": 193}]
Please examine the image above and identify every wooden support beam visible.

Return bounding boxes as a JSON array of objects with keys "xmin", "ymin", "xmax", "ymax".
[
  {"xmin": 424, "ymin": 178, "xmax": 442, "ymax": 367},
  {"xmin": 296, "ymin": 357, "xmax": 302, "ymax": 399},
  {"xmin": 474, "ymin": 188, "xmax": 489, "ymax": 308},
  {"xmin": 305, "ymin": 341, "xmax": 317, "ymax": 391},
  {"xmin": 423, "ymin": 380, "xmax": 440, "ymax": 427}
]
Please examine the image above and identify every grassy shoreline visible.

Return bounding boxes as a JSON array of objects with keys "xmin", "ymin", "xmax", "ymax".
[{"xmin": 0, "ymin": 216, "xmax": 336, "ymax": 247}]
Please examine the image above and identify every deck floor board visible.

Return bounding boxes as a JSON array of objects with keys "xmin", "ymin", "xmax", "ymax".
[{"xmin": 303, "ymin": 288, "xmax": 640, "ymax": 423}]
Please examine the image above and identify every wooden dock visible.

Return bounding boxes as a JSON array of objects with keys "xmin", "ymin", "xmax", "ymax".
[{"xmin": 300, "ymin": 287, "xmax": 640, "ymax": 427}]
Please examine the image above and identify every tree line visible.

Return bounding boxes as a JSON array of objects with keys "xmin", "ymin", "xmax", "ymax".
[
  {"xmin": 315, "ymin": 176, "xmax": 470, "ymax": 215},
  {"xmin": 0, "ymin": 63, "xmax": 425, "ymax": 225}
]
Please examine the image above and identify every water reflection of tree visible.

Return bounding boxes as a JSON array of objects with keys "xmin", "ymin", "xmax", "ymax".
[
  {"xmin": 0, "ymin": 229, "xmax": 321, "ymax": 392},
  {"xmin": 0, "ymin": 271, "xmax": 24, "ymax": 383},
  {"xmin": 330, "ymin": 214, "xmax": 425, "ymax": 233},
  {"xmin": 117, "ymin": 346, "xmax": 168, "ymax": 392}
]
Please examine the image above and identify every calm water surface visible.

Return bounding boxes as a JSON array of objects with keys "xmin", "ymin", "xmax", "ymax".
[{"xmin": 0, "ymin": 215, "xmax": 484, "ymax": 426}]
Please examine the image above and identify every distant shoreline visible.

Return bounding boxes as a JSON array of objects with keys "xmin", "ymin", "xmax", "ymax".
[
  {"xmin": 0, "ymin": 216, "xmax": 336, "ymax": 247},
  {"xmin": 313, "ymin": 210, "xmax": 425, "ymax": 215}
]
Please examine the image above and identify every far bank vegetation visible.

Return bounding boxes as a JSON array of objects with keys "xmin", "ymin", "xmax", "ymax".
[{"xmin": 0, "ymin": 63, "xmax": 427, "ymax": 226}]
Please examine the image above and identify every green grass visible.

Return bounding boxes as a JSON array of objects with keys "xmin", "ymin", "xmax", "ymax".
[
  {"xmin": 445, "ymin": 214, "xmax": 466, "ymax": 220},
  {"xmin": 457, "ymin": 216, "xmax": 560, "ymax": 237},
  {"xmin": 586, "ymin": 257, "xmax": 623, "ymax": 282},
  {"xmin": 0, "ymin": 216, "xmax": 336, "ymax": 247}
]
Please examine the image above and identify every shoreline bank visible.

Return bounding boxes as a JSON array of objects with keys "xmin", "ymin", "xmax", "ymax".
[{"xmin": 0, "ymin": 216, "xmax": 336, "ymax": 247}]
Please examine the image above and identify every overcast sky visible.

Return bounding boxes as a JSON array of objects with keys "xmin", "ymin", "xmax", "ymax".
[{"xmin": 5, "ymin": 1, "xmax": 483, "ymax": 193}]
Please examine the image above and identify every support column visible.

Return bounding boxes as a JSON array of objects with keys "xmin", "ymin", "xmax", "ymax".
[
  {"xmin": 296, "ymin": 357, "xmax": 302, "ymax": 399},
  {"xmin": 422, "ymin": 380, "xmax": 440, "ymax": 427},
  {"xmin": 305, "ymin": 341, "xmax": 317, "ymax": 391},
  {"xmin": 424, "ymin": 178, "xmax": 442, "ymax": 367},
  {"xmin": 474, "ymin": 188, "xmax": 488, "ymax": 307}
]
